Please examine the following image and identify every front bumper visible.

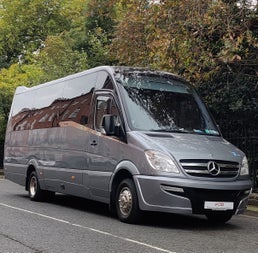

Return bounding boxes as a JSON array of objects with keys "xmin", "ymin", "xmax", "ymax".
[{"xmin": 134, "ymin": 175, "xmax": 252, "ymax": 215}]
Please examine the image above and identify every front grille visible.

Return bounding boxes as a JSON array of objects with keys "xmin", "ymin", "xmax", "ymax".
[{"xmin": 180, "ymin": 159, "xmax": 239, "ymax": 178}]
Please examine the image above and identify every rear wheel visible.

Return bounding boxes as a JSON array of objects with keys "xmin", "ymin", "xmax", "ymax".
[
  {"xmin": 205, "ymin": 211, "xmax": 233, "ymax": 224},
  {"xmin": 28, "ymin": 171, "xmax": 54, "ymax": 201},
  {"xmin": 116, "ymin": 179, "xmax": 141, "ymax": 223}
]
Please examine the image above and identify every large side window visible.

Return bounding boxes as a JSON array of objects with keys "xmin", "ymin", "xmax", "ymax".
[
  {"xmin": 11, "ymin": 83, "xmax": 63, "ymax": 131},
  {"xmin": 32, "ymin": 84, "xmax": 63, "ymax": 129},
  {"xmin": 11, "ymin": 72, "xmax": 98, "ymax": 131},
  {"xmin": 10, "ymin": 90, "xmax": 37, "ymax": 131},
  {"xmin": 60, "ymin": 73, "xmax": 97, "ymax": 126}
]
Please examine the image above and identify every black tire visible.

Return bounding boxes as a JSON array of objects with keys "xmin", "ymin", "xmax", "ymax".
[
  {"xmin": 115, "ymin": 179, "xmax": 141, "ymax": 223},
  {"xmin": 205, "ymin": 211, "xmax": 233, "ymax": 224},
  {"xmin": 28, "ymin": 171, "xmax": 54, "ymax": 201}
]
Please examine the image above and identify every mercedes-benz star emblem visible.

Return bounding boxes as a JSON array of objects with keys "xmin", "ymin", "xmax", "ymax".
[{"xmin": 207, "ymin": 161, "xmax": 220, "ymax": 176}]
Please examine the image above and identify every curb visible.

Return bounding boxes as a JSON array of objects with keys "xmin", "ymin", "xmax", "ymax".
[
  {"xmin": 248, "ymin": 193, "xmax": 258, "ymax": 206},
  {"xmin": 248, "ymin": 199, "xmax": 258, "ymax": 206},
  {"xmin": 243, "ymin": 209, "xmax": 258, "ymax": 217},
  {"xmin": 0, "ymin": 169, "xmax": 4, "ymax": 179}
]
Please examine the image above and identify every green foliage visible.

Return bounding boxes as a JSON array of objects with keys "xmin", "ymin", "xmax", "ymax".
[
  {"xmin": 111, "ymin": 0, "xmax": 151, "ymax": 66},
  {"xmin": 0, "ymin": 0, "xmax": 72, "ymax": 67},
  {"xmin": 198, "ymin": 69, "xmax": 258, "ymax": 115},
  {"xmin": 36, "ymin": 35, "xmax": 88, "ymax": 82},
  {"xmin": 85, "ymin": 0, "xmax": 116, "ymax": 37},
  {"xmin": 111, "ymin": 0, "xmax": 257, "ymax": 110},
  {"xmin": 83, "ymin": 0, "xmax": 117, "ymax": 67},
  {"xmin": 0, "ymin": 63, "xmax": 44, "ymax": 141}
]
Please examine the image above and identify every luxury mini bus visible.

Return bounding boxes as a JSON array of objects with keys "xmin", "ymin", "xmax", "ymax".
[{"xmin": 4, "ymin": 66, "xmax": 252, "ymax": 223}]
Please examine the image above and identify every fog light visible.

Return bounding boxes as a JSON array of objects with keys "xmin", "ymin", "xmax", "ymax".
[{"xmin": 161, "ymin": 185, "xmax": 184, "ymax": 193}]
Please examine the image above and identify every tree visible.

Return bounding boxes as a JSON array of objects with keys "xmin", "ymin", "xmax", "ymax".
[
  {"xmin": 36, "ymin": 35, "xmax": 88, "ymax": 82},
  {"xmin": 110, "ymin": 0, "xmax": 258, "ymax": 112},
  {"xmin": 0, "ymin": 63, "xmax": 44, "ymax": 141},
  {"xmin": 110, "ymin": 0, "xmax": 151, "ymax": 66},
  {"xmin": 110, "ymin": 0, "xmax": 257, "ymax": 82},
  {"xmin": 82, "ymin": 0, "xmax": 118, "ymax": 67},
  {"xmin": 0, "ymin": 0, "xmax": 72, "ymax": 68}
]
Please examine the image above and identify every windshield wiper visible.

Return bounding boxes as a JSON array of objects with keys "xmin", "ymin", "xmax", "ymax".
[
  {"xmin": 150, "ymin": 128, "xmax": 190, "ymax": 133},
  {"xmin": 149, "ymin": 128, "xmax": 220, "ymax": 136}
]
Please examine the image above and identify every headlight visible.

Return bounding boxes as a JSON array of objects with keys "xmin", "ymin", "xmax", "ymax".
[
  {"xmin": 145, "ymin": 150, "xmax": 180, "ymax": 173},
  {"xmin": 240, "ymin": 156, "xmax": 249, "ymax": 176}
]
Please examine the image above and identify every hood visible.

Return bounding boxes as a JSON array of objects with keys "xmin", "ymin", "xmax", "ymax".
[{"xmin": 131, "ymin": 131, "xmax": 244, "ymax": 163}]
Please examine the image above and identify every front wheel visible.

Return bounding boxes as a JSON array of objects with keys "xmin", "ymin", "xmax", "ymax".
[
  {"xmin": 205, "ymin": 211, "xmax": 233, "ymax": 224},
  {"xmin": 116, "ymin": 179, "xmax": 141, "ymax": 223}
]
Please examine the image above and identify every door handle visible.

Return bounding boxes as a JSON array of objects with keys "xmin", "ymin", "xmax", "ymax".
[{"xmin": 90, "ymin": 140, "xmax": 98, "ymax": 146}]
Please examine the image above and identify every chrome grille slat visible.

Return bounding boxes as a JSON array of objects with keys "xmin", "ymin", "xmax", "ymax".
[
  {"xmin": 180, "ymin": 159, "xmax": 239, "ymax": 178},
  {"xmin": 184, "ymin": 169, "xmax": 209, "ymax": 174},
  {"xmin": 220, "ymin": 171, "xmax": 238, "ymax": 175},
  {"xmin": 181, "ymin": 162, "xmax": 207, "ymax": 167},
  {"xmin": 218, "ymin": 163, "xmax": 239, "ymax": 169}
]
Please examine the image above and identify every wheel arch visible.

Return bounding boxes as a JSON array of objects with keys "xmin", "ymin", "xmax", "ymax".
[
  {"xmin": 25, "ymin": 159, "xmax": 39, "ymax": 191},
  {"xmin": 109, "ymin": 160, "xmax": 140, "ymax": 213},
  {"xmin": 25, "ymin": 165, "xmax": 36, "ymax": 191}
]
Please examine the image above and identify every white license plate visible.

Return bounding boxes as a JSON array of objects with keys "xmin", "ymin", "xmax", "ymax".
[{"xmin": 204, "ymin": 201, "xmax": 234, "ymax": 210}]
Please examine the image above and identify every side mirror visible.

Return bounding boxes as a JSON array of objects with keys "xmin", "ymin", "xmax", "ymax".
[
  {"xmin": 101, "ymin": 114, "xmax": 126, "ymax": 141},
  {"xmin": 101, "ymin": 115, "xmax": 117, "ymax": 136}
]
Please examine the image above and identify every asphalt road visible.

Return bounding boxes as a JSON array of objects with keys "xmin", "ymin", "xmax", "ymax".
[{"xmin": 0, "ymin": 179, "xmax": 257, "ymax": 253}]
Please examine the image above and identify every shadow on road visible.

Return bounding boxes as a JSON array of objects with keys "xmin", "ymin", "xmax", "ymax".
[
  {"xmin": 18, "ymin": 192, "xmax": 239, "ymax": 230},
  {"xmin": 139, "ymin": 212, "xmax": 238, "ymax": 231}
]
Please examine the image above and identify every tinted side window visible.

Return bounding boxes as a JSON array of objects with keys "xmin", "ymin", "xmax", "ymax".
[
  {"xmin": 11, "ymin": 72, "xmax": 98, "ymax": 131},
  {"xmin": 32, "ymin": 84, "xmax": 63, "ymax": 130},
  {"xmin": 11, "ymin": 83, "xmax": 63, "ymax": 131},
  {"xmin": 60, "ymin": 73, "xmax": 97, "ymax": 126},
  {"xmin": 10, "ymin": 90, "xmax": 36, "ymax": 131}
]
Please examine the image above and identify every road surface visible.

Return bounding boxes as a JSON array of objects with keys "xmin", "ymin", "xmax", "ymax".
[{"xmin": 0, "ymin": 179, "xmax": 257, "ymax": 253}]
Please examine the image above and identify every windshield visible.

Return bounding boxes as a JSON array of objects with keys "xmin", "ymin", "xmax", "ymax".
[{"xmin": 115, "ymin": 71, "xmax": 220, "ymax": 136}]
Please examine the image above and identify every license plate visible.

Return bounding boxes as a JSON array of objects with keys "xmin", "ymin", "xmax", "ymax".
[{"xmin": 204, "ymin": 201, "xmax": 234, "ymax": 210}]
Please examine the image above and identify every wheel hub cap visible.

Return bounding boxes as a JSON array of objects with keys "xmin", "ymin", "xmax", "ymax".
[
  {"xmin": 118, "ymin": 187, "xmax": 132, "ymax": 216},
  {"xmin": 29, "ymin": 176, "xmax": 37, "ymax": 197}
]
